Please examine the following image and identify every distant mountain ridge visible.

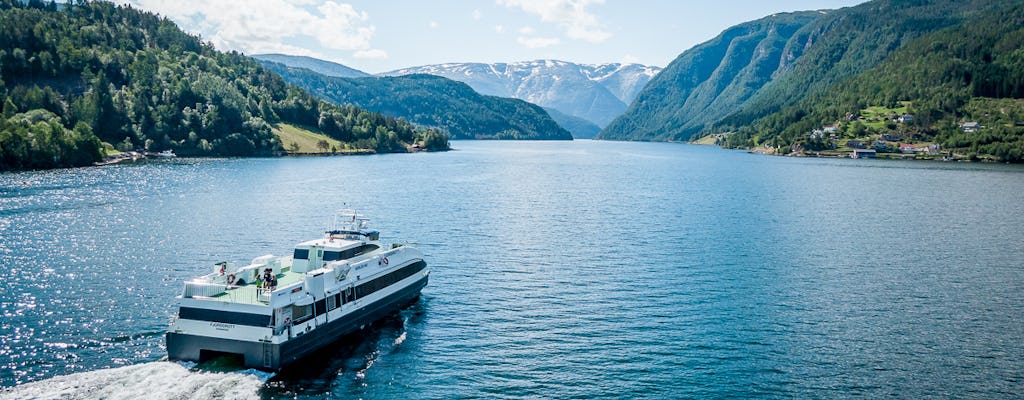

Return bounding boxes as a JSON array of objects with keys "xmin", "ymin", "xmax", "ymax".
[
  {"xmin": 543, "ymin": 107, "xmax": 601, "ymax": 139},
  {"xmin": 252, "ymin": 54, "xmax": 371, "ymax": 78},
  {"xmin": 259, "ymin": 61, "xmax": 572, "ymax": 140},
  {"xmin": 383, "ymin": 60, "xmax": 662, "ymax": 127}
]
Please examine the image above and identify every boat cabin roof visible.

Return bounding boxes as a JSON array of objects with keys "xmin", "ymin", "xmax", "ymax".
[{"xmin": 293, "ymin": 232, "xmax": 378, "ymax": 250}]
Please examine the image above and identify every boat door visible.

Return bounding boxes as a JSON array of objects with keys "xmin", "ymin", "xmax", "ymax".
[
  {"xmin": 275, "ymin": 307, "xmax": 293, "ymax": 338},
  {"xmin": 343, "ymin": 286, "xmax": 355, "ymax": 307},
  {"xmin": 310, "ymin": 245, "xmax": 324, "ymax": 270}
]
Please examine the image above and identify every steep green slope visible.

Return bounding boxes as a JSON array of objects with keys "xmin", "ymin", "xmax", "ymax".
[
  {"xmin": 728, "ymin": 2, "xmax": 1024, "ymax": 161},
  {"xmin": 715, "ymin": 0, "xmax": 1004, "ymax": 132},
  {"xmin": 261, "ymin": 62, "xmax": 572, "ymax": 140},
  {"xmin": 544, "ymin": 107, "xmax": 601, "ymax": 139},
  {"xmin": 600, "ymin": 0, "xmax": 1007, "ymax": 143},
  {"xmin": 600, "ymin": 11, "xmax": 820, "ymax": 141},
  {"xmin": 0, "ymin": 1, "xmax": 435, "ymax": 171}
]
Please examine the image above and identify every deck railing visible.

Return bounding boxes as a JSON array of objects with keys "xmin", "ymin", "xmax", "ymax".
[
  {"xmin": 182, "ymin": 281, "xmax": 225, "ymax": 298},
  {"xmin": 183, "ymin": 281, "xmax": 272, "ymax": 304}
]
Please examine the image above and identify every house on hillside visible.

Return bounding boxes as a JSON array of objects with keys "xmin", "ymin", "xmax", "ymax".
[
  {"xmin": 961, "ymin": 122, "xmax": 980, "ymax": 132},
  {"xmin": 897, "ymin": 114, "xmax": 914, "ymax": 123},
  {"xmin": 847, "ymin": 140, "xmax": 865, "ymax": 149},
  {"xmin": 899, "ymin": 143, "xmax": 917, "ymax": 153},
  {"xmin": 882, "ymin": 134, "xmax": 902, "ymax": 141}
]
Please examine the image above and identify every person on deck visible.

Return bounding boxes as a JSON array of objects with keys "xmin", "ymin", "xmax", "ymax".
[{"xmin": 263, "ymin": 268, "xmax": 277, "ymax": 291}]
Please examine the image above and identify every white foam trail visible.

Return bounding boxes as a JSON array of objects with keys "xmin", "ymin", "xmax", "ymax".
[{"xmin": 0, "ymin": 362, "xmax": 267, "ymax": 400}]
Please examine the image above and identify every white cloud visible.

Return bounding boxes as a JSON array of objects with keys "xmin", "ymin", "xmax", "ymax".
[
  {"xmin": 621, "ymin": 54, "xmax": 640, "ymax": 64},
  {"xmin": 117, "ymin": 0, "xmax": 385, "ymax": 58},
  {"xmin": 494, "ymin": 24, "xmax": 505, "ymax": 33},
  {"xmin": 497, "ymin": 0, "xmax": 611, "ymax": 43},
  {"xmin": 472, "ymin": 9, "xmax": 482, "ymax": 20},
  {"xmin": 517, "ymin": 36, "xmax": 560, "ymax": 48},
  {"xmin": 429, "ymin": 20, "xmax": 439, "ymax": 28},
  {"xmin": 513, "ymin": 25, "xmax": 558, "ymax": 48},
  {"xmin": 353, "ymin": 49, "xmax": 388, "ymax": 59}
]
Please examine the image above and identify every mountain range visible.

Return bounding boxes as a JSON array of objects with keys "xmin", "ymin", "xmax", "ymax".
[
  {"xmin": 385, "ymin": 61, "xmax": 661, "ymax": 128},
  {"xmin": 259, "ymin": 61, "xmax": 572, "ymax": 140},
  {"xmin": 253, "ymin": 53, "xmax": 371, "ymax": 79},
  {"xmin": 253, "ymin": 54, "xmax": 617, "ymax": 138}
]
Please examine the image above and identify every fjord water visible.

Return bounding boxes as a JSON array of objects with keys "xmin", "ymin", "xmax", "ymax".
[{"xmin": 2, "ymin": 140, "xmax": 1023, "ymax": 398}]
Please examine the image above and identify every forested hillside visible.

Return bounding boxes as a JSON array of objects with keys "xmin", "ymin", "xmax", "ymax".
[
  {"xmin": 599, "ymin": 11, "xmax": 820, "ymax": 141},
  {"xmin": 261, "ymin": 62, "xmax": 572, "ymax": 140},
  {"xmin": 725, "ymin": 1, "xmax": 1024, "ymax": 161},
  {"xmin": 600, "ymin": 0, "xmax": 1019, "ymax": 160},
  {"xmin": 713, "ymin": 0, "xmax": 1006, "ymax": 132},
  {"xmin": 0, "ymin": 0, "xmax": 436, "ymax": 171}
]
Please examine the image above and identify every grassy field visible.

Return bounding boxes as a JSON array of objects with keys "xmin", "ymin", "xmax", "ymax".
[
  {"xmin": 860, "ymin": 101, "xmax": 911, "ymax": 130},
  {"xmin": 691, "ymin": 134, "xmax": 722, "ymax": 145},
  {"xmin": 271, "ymin": 123, "xmax": 356, "ymax": 154}
]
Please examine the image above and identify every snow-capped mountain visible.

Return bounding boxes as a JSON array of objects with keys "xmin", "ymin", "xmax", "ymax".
[{"xmin": 383, "ymin": 60, "xmax": 661, "ymax": 127}]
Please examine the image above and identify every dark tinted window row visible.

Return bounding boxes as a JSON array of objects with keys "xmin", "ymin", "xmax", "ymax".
[
  {"xmin": 317, "ymin": 260, "xmax": 427, "ymax": 318},
  {"xmin": 179, "ymin": 307, "xmax": 272, "ymax": 327},
  {"xmin": 354, "ymin": 260, "xmax": 427, "ymax": 299},
  {"xmin": 323, "ymin": 244, "xmax": 379, "ymax": 262},
  {"xmin": 294, "ymin": 244, "xmax": 379, "ymax": 262}
]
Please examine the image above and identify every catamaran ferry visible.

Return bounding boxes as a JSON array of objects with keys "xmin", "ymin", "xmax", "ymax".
[{"xmin": 166, "ymin": 210, "xmax": 428, "ymax": 370}]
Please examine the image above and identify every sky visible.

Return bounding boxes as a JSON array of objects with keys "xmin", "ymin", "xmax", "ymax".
[{"xmin": 117, "ymin": 0, "xmax": 866, "ymax": 74}]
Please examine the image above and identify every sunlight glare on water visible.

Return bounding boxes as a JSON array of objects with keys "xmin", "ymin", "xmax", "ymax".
[{"xmin": 2, "ymin": 141, "xmax": 1024, "ymax": 398}]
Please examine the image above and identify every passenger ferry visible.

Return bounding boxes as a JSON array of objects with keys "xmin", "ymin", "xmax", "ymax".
[{"xmin": 166, "ymin": 210, "xmax": 429, "ymax": 370}]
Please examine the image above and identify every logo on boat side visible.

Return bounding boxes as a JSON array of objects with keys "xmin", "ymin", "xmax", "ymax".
[{"xmin": 210, "ymin": 322, "xmax": 235, "ymax": 331}]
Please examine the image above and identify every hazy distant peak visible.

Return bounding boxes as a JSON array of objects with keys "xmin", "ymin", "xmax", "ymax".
[
  {"xmin": 381, "ymin": 59, "xmax": 662, "ymax": 128},
  {"xmin": 251, "ymin": 53, "xmax": 370, "ymax": 78}
]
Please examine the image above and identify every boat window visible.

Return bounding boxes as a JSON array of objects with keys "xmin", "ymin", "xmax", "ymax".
[
  {"xmin": 178, "ymin": 307, "xmax": 272, "ymax": 327},
  {"xmin": 293, "ymin": 248, "xmax": 309, "ymax": 260},
  {"xmin": 342, "ymin": 287, "xmax": 354, "ymax": 304},
  {"xmin": 353, "ymin": 260, "xmax": 427, "ymax": 299},
  {"xmin": 291, "ymin": 304, "xmax": 312, "ymax": 323},
  {"xmin": 355, "ymin": 244, "xmax": 379, "ymax": 256},
  {"xmin": 323, "ymin": 251, "xmax": 341, "ymax": 261},
  {"xmin": 329, "ymin": 294, "xmax": 341, "ymax": 310}
]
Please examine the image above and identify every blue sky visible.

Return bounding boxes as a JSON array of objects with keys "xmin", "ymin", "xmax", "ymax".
[{"xmin": 119, "ymin": 0, "xmax": 866, "ymax": 73}]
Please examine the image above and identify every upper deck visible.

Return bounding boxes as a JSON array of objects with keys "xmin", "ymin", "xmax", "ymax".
[
  {"xmin": 178, "ymin": 209, "xmax": 392, "ymax": 306},
  {"xmin": 207, "ymin": 261, "xmax": 303, "ymax": 306}
]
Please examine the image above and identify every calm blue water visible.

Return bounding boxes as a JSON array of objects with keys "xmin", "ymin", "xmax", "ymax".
[{"xmin": 2, "ymin": 140, "xmax": 1023, "ymax": 399}]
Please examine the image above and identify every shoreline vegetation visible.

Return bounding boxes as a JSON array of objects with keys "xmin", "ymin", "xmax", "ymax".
[
  {"xmin": 0, "ymin": 1, "xmax": 448, "ymax": 172},
  {"xmin": 692, "ymin": 99, "xmax": 1022, "ymax": 163},
  {"xmin": 92, "ymin": 121, "xmax": 444, "ymax": 167}
]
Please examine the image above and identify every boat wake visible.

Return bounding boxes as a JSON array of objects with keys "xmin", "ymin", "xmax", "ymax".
[{"xmin": 0, "ymin": 361, "xmax": 273, "ymax": 400}]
